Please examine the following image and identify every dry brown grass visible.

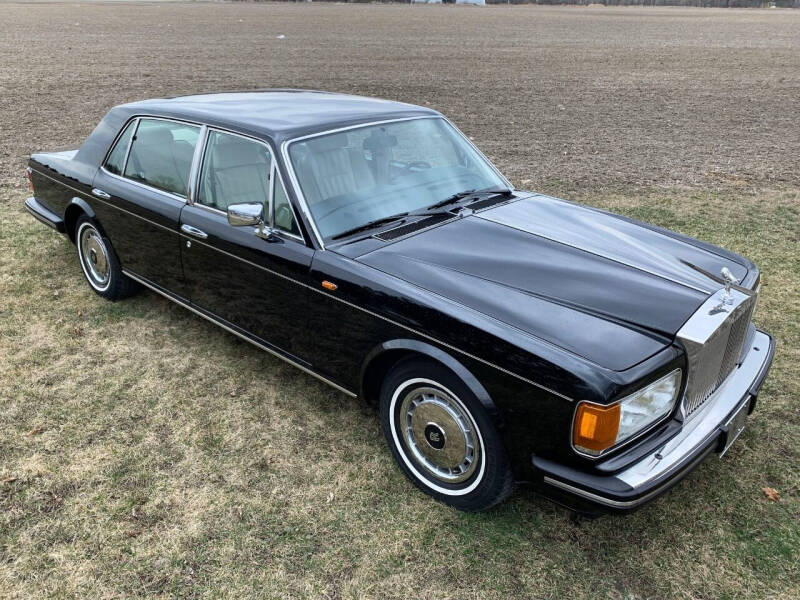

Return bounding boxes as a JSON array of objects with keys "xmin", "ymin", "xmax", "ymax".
[{"xmin": 1, "ymin": 3, "xmax": 798, "ymax": 599}]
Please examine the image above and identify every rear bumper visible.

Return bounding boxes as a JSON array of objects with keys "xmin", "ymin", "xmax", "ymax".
[
  {"xmin": 533, "ymin": 328, "xmax": 775, "ymax": 513},
  {"xmin": 25, "ymin": 196, "xmax": 65, "ymax": 233}
]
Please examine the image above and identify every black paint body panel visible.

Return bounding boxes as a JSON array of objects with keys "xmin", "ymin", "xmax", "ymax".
[{"xmin": 24, "ymin": 91, "xmax": 764, "ymax": 489}]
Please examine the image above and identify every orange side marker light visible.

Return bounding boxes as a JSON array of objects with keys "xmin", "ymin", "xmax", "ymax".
[{"xmin": 573, "ymin": 402, "xmax": 621, "ymax": 454}]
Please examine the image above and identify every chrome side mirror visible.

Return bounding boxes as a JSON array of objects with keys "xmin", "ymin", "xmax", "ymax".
[
  {"xmin": 227, "ymin": 203, "xmax": 263, "ymax": 227},
  {"xmin": 227, "ymin": 202, "xmax": 276, "ymax": 241}
]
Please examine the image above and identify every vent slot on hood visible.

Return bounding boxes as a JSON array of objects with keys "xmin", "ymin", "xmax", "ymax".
[
  {"xmin": 466, "ymin": 195, "xmax": 515, "ymax": 212},
  {"xmin": 374, "ymin": 213, "xmax": 454, "ymax": 241}
]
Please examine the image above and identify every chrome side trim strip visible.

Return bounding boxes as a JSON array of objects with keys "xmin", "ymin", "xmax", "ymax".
[
  {"xmin": 30, "ymin": 168, "xmax": 181, "ymax": 236},
  {"xmin": 33, "ymin": 168, "xmax": 573, "ymax": 400},
  {"xmin": 122, "ymin": 269, "xmax": 357, "ymax": 398}
]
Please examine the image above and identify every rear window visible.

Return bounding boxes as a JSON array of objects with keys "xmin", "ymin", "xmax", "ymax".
[{"xmin": 122, "ymin": 119, "xmax": 200, "ymax": 197}]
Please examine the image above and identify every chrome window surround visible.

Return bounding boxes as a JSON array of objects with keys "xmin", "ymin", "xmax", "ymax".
[
  {"xmin": 100, "ymin": 115, "xmax": 306, "ymax": 244},
  {"xmin": 101, "ymin": 116, "xmax": 203, "ymax": 202},
  {"xmin": 570, "ymin": 368, "xmax": 683, "ymax": 460},
  {"xmin": 280, "ymin": 115, "xmax": 513, "ymax": 250},
  {"xmin": 189, "ymin": 126, "xmax": 305, "ymax": 244}
]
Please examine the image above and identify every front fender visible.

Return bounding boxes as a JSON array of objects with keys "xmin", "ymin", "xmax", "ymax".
[{"xmin": 360, "ymin": 338, "xmax": 498, "ymax": 417}]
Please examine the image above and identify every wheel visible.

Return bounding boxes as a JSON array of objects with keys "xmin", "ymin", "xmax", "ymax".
[
  {"xmin": 75, "ymin": 215, "xmax": 138, "ymax": 301},
  {"xmin": 379, "ymin": 357, "xmax": 514, "ymax": 511}
]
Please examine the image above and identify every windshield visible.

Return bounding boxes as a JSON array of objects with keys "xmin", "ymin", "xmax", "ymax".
[{"xmin": 288, "ymin": 117, "xmax": 507, "ymax": 241}]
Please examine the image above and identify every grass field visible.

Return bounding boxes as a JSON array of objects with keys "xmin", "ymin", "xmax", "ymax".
[{"xmin": 1, "ymin": 3, "xmax": 799, "ymax": 598}]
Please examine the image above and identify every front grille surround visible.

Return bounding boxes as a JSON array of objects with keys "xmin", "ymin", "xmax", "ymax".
[{"xmin": 678, "ymin": 289, "xmax": 757, "ymax": 418}]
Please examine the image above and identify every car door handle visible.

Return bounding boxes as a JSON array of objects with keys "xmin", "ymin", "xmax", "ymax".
[
  {"xmin": 180, "ymin": 224, "xmax": 208, "ymax": 240},
  {"xmin": 92, "ymin": 188, "xmax": 111, "ymax": 199}
]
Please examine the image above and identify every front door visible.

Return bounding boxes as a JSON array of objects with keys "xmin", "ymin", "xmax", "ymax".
[{"xmin": 179, "ymin": 129, "xmax": 314, "ymax": 361}]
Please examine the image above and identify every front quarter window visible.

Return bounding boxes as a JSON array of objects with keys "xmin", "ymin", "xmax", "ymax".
[{"xmin": 288, "ymin": 117, "xmax": 506, "ymax": 241}]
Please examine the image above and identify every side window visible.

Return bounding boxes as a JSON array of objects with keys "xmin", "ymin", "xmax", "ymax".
[
  {"xmin": 104, "ymin": 120, "xmax": 136, "ymax": 176},
  {"xmin": 272, "ymin": 174, "xmax": 300, "ymax": 237},
  {"xmin": 197, "ymin": 131, "xmax": 271, "ymax": 212},
  {"xmin": 123, "ymin": 118, "xmax": 200, "ymax": 197}
]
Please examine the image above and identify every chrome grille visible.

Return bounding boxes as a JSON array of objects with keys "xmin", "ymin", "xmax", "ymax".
[{"xmin": 679, "ymin": 291, "xmax": 756, "ymax": 417}]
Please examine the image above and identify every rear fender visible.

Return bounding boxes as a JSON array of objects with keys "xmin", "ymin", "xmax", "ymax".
[{"xmin": 64, "ymin": 197, "xmax": 96, "ymax": 241}]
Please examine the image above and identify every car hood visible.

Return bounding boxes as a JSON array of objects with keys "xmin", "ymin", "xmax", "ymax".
[{"xmin": 356, "ymin": 195, "xmax": 750, "ymax": 371}]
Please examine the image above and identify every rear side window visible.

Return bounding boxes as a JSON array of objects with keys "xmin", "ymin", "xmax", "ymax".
[
  {"xmin": 123, "ymin": 119, "xmax": 200, "ymax": 197},
  {"xmin": 104, "ymin": 121, "xmax": 135, "ymax": 176}
]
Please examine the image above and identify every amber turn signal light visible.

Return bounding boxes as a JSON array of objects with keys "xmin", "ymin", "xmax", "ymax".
[
  {"xmin": 321, "ymin": 280, "xmax": 338, "ymax": 291},
  {"xmin": 26, "ymin": 167, "xmax": 34, "ymax": 191},
  {"xmin": 573, "ymin": 402, "xmax": 620, "ymax": 454}
]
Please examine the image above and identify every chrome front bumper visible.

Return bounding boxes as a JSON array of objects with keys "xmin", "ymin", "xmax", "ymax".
[{"xmin": 533, "ymin": 329, "xmax": 775, "ymax": 512}]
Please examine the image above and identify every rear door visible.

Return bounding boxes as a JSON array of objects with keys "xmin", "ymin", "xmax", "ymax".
[
  {"xmin": 92, "ymin": 117, "xmax": 201, "ymax": 298},
  {"xmin": 179, "ymin": 129, "xmax": 315, "ymax": 361}
]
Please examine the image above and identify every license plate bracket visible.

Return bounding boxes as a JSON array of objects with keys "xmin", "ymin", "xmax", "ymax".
[{"xmin": 720, "ymin": 398, "xmax": 750, "ymax": 457}]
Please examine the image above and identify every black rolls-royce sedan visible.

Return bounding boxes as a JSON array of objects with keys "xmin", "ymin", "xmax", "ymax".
[{"xmin": 25, "ymin": 91, "xmax": 774, "ymax": 513}]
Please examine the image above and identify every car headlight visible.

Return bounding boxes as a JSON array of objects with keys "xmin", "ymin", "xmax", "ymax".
[{"xmin": 572, "ymin": 369, "xmax": 682, "ymax": 457}]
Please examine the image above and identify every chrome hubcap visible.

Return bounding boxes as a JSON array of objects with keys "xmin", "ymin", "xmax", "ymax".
[
  {"xmin": 79, "ymin": 226, "xmax": 110, "ymax": 288},
  {"xmin": 400, "ymin": 386, "xmax": 480, "ymax": 483}
]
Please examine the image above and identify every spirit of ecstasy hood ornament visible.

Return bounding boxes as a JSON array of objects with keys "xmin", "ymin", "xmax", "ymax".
[{"xmin": 721, "ymin": 267, "xmax": 739, "ymax": 305}]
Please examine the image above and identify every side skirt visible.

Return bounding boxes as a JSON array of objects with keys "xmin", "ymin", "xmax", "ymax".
[{"xmin": 122, "ymin": 269, "xmax": 357, "ymax": 398}]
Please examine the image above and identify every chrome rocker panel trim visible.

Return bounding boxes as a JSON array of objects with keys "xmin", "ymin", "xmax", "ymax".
[{"xmin": 536, "ymin": 329, "xmax": 775, "ymax": 510}]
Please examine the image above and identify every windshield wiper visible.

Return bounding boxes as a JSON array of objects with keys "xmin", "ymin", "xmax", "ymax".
[
  {"xmin": 330, "ymin": 187, "xmax": 514, "ymax": 241},
  {"xmin": 330, "ymin": 212, "xmax": 409, "ymax": 241},
  {"xmin": 425, "ymin": 189, "xmax": 478, "ymax": 211},
  {"xmin": 420, "ymin": 186, "xmax": 514, "ymax": 213}
]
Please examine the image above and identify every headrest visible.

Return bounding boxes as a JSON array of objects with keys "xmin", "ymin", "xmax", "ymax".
[
  {"xmin": 135, "ymin": 126, "xmax": 174, "ymax": 147},
  {"xmin": 312, "ymin": 133, "xmax": 349, "ymax": 152},
  {"xmin": 213, "ymin": 137, "xmax": 270, "ymax": 170},
  {"xmin": 362, "ymin": 127, "xmax": 397, "ymax": 153}
]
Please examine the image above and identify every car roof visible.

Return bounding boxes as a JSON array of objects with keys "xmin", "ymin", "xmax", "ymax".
[{"xmin": 117, "ymin": 90, "xmax": 441, "ymax": 141}]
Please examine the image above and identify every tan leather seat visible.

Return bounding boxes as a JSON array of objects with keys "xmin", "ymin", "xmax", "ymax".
[
  {"xmin": 203, "ymin": 136, "xmax": 270, "ymax": 211},
  {"xmin": 294, "ymin": 134, "xmax": 374, "ymax": 206},
  {"xmin": 126, "ymin": 126, "xmax": 196, "ymax": 197}
]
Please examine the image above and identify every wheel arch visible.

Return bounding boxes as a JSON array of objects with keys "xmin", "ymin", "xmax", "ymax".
[
  {"xmin": 359, "ymin": 339, "xmax": 498, "ymax": 417},
  {"xmin": 64, "ymin": 197, "xmax": 96, "ymax": 242}
]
